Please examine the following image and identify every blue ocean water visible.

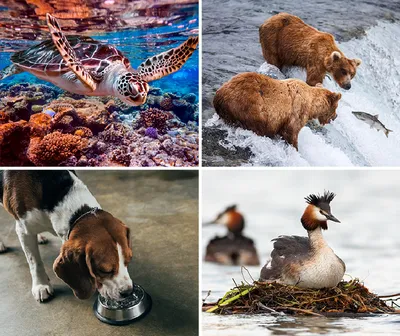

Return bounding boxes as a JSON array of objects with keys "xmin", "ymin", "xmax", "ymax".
[{"xmin": 0, "ymin": 4, "xmax": 198, "ymax": 99}]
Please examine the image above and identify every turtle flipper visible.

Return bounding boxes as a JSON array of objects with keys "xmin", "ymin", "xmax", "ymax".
[
  {"xmin": 0, "ymin": 64, "xmax": 22, "ymax": 80},
  {"xmin": 46, "ymin": 13, "xmax": 96, "ymax": 91},
  {"xmin": 137, "ymin": 36, "xmax": 198, "ymax": 82}
]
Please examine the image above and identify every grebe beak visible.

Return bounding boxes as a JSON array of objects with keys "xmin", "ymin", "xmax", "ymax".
[
  {"xmin": 203, "ymin": 221, "xmax": 216, "ymax": 226},
  {"xmin": 326, "ymin": 213, "xmax": 340, "ymax": 223}
]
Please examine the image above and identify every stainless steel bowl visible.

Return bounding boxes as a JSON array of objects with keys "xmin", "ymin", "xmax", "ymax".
[{"xmin": 93, "ymin": 284, "xmax": 152, "ymax": 325}]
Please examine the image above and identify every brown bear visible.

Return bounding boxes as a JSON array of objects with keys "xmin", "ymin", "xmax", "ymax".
[
  {"xmin": 213, "ymin": 72, "xmax": 342, "ymax": 150},
  {"xmin": 259, "ymin": 13, "xmax": 361, "ymax": 90}
]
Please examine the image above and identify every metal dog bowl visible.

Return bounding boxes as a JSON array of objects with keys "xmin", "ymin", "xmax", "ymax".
[{"xmin": 93, "ymin": 284, "xmax": 152, "ymax": 325}]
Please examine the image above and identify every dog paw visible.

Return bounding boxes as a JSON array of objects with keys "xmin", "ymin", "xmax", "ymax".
[
  {"xmin": 32, "ymin": 283, "xmax": 54, "ymax": 302},
  {"xmin": 0, "ymin": 242, "xmax": 7, "ymax": 253},
  {"xmin": 37, "ymin": 234, "xmax": 48, "ymax": 245}
]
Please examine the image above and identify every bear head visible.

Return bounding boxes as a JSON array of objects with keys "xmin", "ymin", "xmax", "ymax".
[
  {"xmin": 324, "ymin": 51, "xmax": 361, "ymax": 90},
  {"xmin": 317, "ymin": 91, "xmax": 342, "ymax": 125}
]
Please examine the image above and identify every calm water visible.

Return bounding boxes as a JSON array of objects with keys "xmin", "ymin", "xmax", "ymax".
[
  {"xmin": 202, "ymin": 0, "xmax": 400, "ymax": 166},
  {"xmin": 0, "ymin": 1, "xmax": 199, "ymax": 97},
  {"xmin": 202, "ymin": 170, "xmax": 400, "ymax": 335}
]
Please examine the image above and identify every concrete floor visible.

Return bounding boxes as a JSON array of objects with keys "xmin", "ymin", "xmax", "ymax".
[{"xmin": 0, "ymin": 171, "xmax": 199, "ymax": 336}]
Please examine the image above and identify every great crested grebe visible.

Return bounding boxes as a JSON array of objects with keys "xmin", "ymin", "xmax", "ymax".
[
  {"xmin": 259, "ymin": 191, "xmax": 345, "ymax": 289},
  {"xmin": 207, "ymin": 205, "xmax": 245, "ymax": 238}
]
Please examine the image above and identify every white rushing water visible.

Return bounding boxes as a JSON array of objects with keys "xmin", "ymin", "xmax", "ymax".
[{"xmin": 206, "ymin": 21, "xmax": 400, "ymax": 167}]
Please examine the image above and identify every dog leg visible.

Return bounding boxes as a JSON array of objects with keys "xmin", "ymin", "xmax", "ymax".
[
  {"xmin": 16, "ymin": 222, "xmax": 54, "ymax": 302},
  {"xmin": 0, "ymin": 238, "xmax": 7, "ymax": 253}
]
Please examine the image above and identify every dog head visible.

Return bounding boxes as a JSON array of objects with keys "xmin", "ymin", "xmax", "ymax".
[{"xmin": 53, "ymin": 210, "xmax": 133, "ymax": 300}]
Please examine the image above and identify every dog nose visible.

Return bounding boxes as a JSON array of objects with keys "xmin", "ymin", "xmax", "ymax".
[
  {"xmin": 343, "ymin": 83, "xmax": 351, "ymax": 90},
  {"xmin": 120, "ymin": 287, "xmax": 133, "ymax": 298}
]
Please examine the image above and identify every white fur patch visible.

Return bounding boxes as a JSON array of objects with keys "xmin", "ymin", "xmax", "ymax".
[
  {"xmin": 48, "ymin": 172, "xmax": 101, "ymax": 240},
  {"xmin": 98, "ymin": 244, "xmax": 133, "ymax": 300}
]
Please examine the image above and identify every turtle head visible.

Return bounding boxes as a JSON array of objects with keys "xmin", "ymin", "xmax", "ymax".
[{"xmin": 116, "ymin": 73, "xmax": 149, "ymax": 106}]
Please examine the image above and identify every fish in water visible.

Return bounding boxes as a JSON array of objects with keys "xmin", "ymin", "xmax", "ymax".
[{"xmin": 352, "ymin": 111, "xmax": 393, "ymax": 138}]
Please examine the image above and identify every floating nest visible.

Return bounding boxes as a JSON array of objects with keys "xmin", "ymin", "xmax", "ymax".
[{"xmin": 203, "ymin": 279, "xmax": 399, "ymax": 317}]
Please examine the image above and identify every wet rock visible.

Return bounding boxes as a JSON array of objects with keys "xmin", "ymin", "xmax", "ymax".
[{"xmin": 202, "ymin": 126, "xmax": 253, "ymax": 167}]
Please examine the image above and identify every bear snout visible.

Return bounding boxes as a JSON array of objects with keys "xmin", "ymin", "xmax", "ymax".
[{"xmin": 342, "ymin": 83, "xmax": 351, "ymax": 90}]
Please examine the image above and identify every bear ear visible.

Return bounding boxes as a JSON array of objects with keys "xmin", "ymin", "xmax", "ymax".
[
  {"xmin": 330, "ymin": 51, "xmax": 341, "ymax": 62},
  {"xmin": 353, "ymin": 58, "xmax": 362, "ymax": 67},
  {"xmin": 330, "ymin": 92, "xmax": 342, "ymax": 103}
]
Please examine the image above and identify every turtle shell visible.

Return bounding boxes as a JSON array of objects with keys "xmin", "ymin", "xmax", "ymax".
[{"xmin": 11, "ymin": 36, "xmax": 131, "ymax": 75}]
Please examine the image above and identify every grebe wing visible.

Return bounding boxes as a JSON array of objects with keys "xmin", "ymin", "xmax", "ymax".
[{"xmin": 260, "ymin": 235, "xmax": 310, "ymax": 281}]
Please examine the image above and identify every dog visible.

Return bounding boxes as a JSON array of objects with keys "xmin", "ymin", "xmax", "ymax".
[{"xmin": 0, "ymin": 170, "xmax": 133, "ymax": 302}]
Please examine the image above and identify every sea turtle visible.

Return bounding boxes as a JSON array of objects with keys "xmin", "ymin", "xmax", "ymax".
[{"xmin": 0, "ymin": 13, "xmax": 198, "ymax": 106}]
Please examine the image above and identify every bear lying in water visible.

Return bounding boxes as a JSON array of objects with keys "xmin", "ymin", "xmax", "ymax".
[
  {"xmin": 213, "ymin": 72, "xmax": 341, "ymax": 150},
  {"xmin": 259, "ymin": 13, "xmax": 361, "ymax": 90}
]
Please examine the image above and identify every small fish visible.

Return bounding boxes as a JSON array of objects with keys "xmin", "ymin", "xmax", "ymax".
[{"xmin": 352, "ymin": 111, "xmax": 393, "ymax": 138}]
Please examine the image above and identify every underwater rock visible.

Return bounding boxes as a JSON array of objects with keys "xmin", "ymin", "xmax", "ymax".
[
  {"xmin": 146, "ymin": 94, "xmax": 163, "ymax": 108},
  {"xmin": 205, "ymin": 235, "xmax": 260, "ymax": 266},
  {"xmin": 0, "ymin": 83, "xmax": 61, "ymax": 121},
  {"xmin": 182, "ymin": 93, "xmax": 197, "ymax": 104},
  {"xmin": 27, "ymin": 131, "xmax": 88, "ymax": 166},
  {"xmin": 98, "ymin": 122, "xmax": 132, "ymax": 144},
  {"xmin": 149, "ymin": 87, "xmax": 162, "ymax": 96},
  {"xmin": 160, "ymin": 97, "xmax": 174, "ymax": 111},
  {"xmin": 172, "ymin": 98, "xmax": 197, "ymax": 123}
]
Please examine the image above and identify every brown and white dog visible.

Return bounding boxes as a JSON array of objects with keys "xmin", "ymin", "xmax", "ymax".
[{"xmin": 0, "ymin": 170, "xmax": 133, "ymax": 302}]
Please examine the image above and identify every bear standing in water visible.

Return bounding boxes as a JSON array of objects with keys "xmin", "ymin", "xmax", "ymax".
[
  {"xmin": 259, "ymin": 13, "xmax": 361, "ymax": 90},
  {"xmin": 213, "ymin": 73, "xmax": 341, "ymax": 150}
]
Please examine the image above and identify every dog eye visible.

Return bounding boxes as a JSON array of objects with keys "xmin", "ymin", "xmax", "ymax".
[
  {"xmin": 99, "ymin": 269, "xmax": 113, "ymax": 275},
  {"xmin": 341, "ymin": 69, "xmax": 347, "ymax": 75}
]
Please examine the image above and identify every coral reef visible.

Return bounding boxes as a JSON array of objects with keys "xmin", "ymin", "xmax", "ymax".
[
  {"xmin": 28, "ymin": 132, "xmax": 88, "ymax": 166},
  {"xmin": 0, "ymin": 82, "xmax": 199, "ymax": 167},
  {"xmin": 134, "ymin": 108, "xmax": 173, "ymax": 134}
]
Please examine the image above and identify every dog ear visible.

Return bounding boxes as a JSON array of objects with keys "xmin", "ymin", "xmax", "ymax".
[
  {"xmin": 126, "ymin": 226, "xmax": 132, "ymax": 249},
  {"xmin": 53, "ymin": 241, "xmax": 96, "ymax": 300}
]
